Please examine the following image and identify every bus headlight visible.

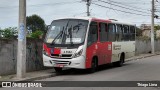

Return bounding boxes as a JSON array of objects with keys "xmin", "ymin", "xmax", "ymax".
[
  {"xmin": 43, "ymin": 49, "xmax": 49, "ymax": 56},
  {"xmin": 73, "ymin": 49, "xmax": 83, "ymax": 58}
]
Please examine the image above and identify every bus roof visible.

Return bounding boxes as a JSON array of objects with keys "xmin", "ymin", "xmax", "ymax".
[
  {"xmin": 53, "ymin": 17, "xmax": 92, "ymax": 21},
  {"xmin": 91, "ymin": 18, "xmax": 135, "ymax": 26},
  {"xmin": 52, "ymin": 17, "xmax": 136, "ymax": 26}
]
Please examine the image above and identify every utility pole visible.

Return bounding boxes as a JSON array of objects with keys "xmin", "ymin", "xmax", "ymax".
[
  {"xmin": 82, "ymin": 0, "xmax": 91, "ymax": 16},
  {"xmin": 17, "ymin": 0, "xmax": 26, "ymax": 78},
  {"xmin": 151, "ymin": 0, "xmax": 155, "ymax": 54},
  {"xmin": 86, "ymin": 0, "xmax": 91, "ymax": 16}
]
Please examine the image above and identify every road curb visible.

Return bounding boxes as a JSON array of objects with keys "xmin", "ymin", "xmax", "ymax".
[
  {"xmin": 136, "ymin": 53, "xmax": 160, "ymax": 59},
  {"xmin": 18, "ymin": 73, "xmax": 57, "ymax": 81},
  {"xmin": 126, "ymin": 53, "xmax": 160, "ymax": 62}
]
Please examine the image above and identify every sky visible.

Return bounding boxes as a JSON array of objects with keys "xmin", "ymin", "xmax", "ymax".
[{"xmin": 0, "ymin": 0, "xmax": 160, "ymax": 29}]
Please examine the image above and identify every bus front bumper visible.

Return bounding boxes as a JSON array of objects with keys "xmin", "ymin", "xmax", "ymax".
[{"xmin": 43, "ymin": 54, "xmax": 86, "ymax": 69}]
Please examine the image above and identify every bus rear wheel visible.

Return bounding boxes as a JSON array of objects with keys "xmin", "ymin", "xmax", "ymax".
[
  {"xmin": 54, "ymin": 67, "xmax": 62, "ymax": 73},
  {"xmin": 114, "ymin": 54, "xmax": 124, "ymax": 67}
]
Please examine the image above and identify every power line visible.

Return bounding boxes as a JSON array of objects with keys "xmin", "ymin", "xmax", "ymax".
[
  {"xmin": 117, "ymin": 2, "xmax": 150, "ymax": 4},
  {"xmin": 98, "ymin": 0, "xmax": 151, "ymax": 14},
  {"xmin": 0, "ymin": 1, "xmax": 81, "ymax": 9},
  {"xmin": 92, "ymin": 2, "xmax": 150, "ymax": 16},
  {"xmin": 28, "ymin": 1, "xmax": 81, "ymax": 7},
  {"xmin": 98, "ymin": 0, "xmax": 150, "ymax": 12}
]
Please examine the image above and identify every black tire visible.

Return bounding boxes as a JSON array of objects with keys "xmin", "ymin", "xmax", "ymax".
[
  {"xmin": 118, "ymin": 54, "xmax": 125, "ymax": 67},
  {"xmin": 113, "ymin": 54, "xmax": 124, "ymax": 67},
  {"xmin": 89, "ymin": 58, "xmax": 97, "ymax": 73},
  {"xmin": 54, "ymin": 67, "xmax": 62, "ymax": 73}
]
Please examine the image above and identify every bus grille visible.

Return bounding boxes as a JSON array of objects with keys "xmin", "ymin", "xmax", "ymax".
[
  {"xmin": 51, "ymin": 54, "xmax": 72, "ymax": 59},
  {"xmin": 52, "ymin": 60, "xmax": 71, "ymax": 65}
]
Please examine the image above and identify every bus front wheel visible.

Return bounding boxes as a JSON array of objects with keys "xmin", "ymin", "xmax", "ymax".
[{"xmin": 89, "ymin": 57, "xmax": 98, "ymax": 73}]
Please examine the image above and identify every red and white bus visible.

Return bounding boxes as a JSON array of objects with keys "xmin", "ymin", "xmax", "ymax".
[{"xmin": 43, "ymin": 17, "xmax": 136, "ymax": 73}]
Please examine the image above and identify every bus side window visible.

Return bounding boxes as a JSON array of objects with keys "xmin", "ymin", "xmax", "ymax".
[
  {"xmin": 108, "ymin": 23, "xmax": 116, "ymax": 41},
  {"xmin": 87, "ymin": 22, "xmax": 98, "ymax": 46},
  {"xmin": 116, "ymin": 24, "xmax": 123, "ymax": 41},
  {"xmin": 100, "ymin": 23, "xmax": 108, "ymax": 42},
  {"xmin": 130, "ymin": 26, "xmax": 136, "ymax": 41},
  {"xmin": 123, "ymin": 25, "xmax": 129, "ymax": 41}
]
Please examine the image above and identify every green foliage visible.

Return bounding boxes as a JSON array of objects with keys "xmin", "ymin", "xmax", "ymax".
[
  {"xmin": 27, "ymin": 14, "xmax": 46, "ymax": 33},
  {"xmin": 154, "ymin": 25, "xmax": 160, "ymax": 31},
  {"xmin": 29, "ymin": 30, "xmax": 43, "ymax": 39},
  {"xmin": 154, "ymin": 25, "xmax": 160, "ymax": 39},
  {"xmin": 0, "ymin": 28, "xmax": 2, "ymax": 37},
  {"xmin": 0, "ymin": 27, "xmax": 18, "ymax": 39}
]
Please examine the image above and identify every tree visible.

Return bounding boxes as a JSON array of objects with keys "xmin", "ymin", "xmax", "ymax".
[
  {"xmin": 1, "ymin": 27, "xmax": 18, "ymax": 38},
  {"xmin": 0, "ymin": 28, "xmax": 2, "ymax": 38},
  {"xmin": 154, "ymin": 25, "xmax": 160, "ymax": 39},
  {"xmin": 154, "ymin": 25, "xmax": 160, "ymax": 31},
  {"xmin": 30, "ymin": 30, "xmax": 43, "ymax": 39},
  {"xmin": 26, "ymin": 14, "xmax": 46, "ymax": 33}
]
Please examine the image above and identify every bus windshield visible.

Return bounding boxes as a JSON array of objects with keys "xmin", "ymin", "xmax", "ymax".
[{"xmin": 45, "ymin": 19, "xmax": 89, "ymax": 45}]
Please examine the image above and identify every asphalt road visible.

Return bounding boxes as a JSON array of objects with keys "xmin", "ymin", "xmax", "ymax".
[{"xmin": 1, "ymin": 55, "xmax": 160, "ymax": 90}]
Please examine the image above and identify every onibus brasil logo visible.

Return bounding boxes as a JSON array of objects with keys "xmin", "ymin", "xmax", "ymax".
[{"xmin": 1, "ymin": 82, "xmax": 42, "ymax": 88}]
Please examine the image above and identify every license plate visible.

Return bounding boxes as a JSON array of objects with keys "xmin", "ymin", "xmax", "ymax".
[{"xmin": 56, "ymin": 64, "xmax": 64, "ymax": 67}]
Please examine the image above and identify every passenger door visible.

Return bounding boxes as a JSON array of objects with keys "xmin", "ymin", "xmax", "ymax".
[{"xmin": 86, "ymin": 22, "xmax": 99, "ymax": 68}]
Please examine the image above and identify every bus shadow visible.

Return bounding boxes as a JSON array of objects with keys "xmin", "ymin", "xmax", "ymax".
[{"xmin": 56, "ymin": 63, "xmax": 131, "ymax": 76}]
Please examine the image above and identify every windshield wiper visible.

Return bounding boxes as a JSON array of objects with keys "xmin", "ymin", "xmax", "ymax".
[
  {"xmin": 68, "ymin": 25, "xmax": 73, "ymax": 46},
  {"xmin": 62, "ymin": 20, "xmax": 71, "ymax": 45},
  {"xmin": 50, "ymin": 26, "xmax": 64, "ymax": 45}
]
